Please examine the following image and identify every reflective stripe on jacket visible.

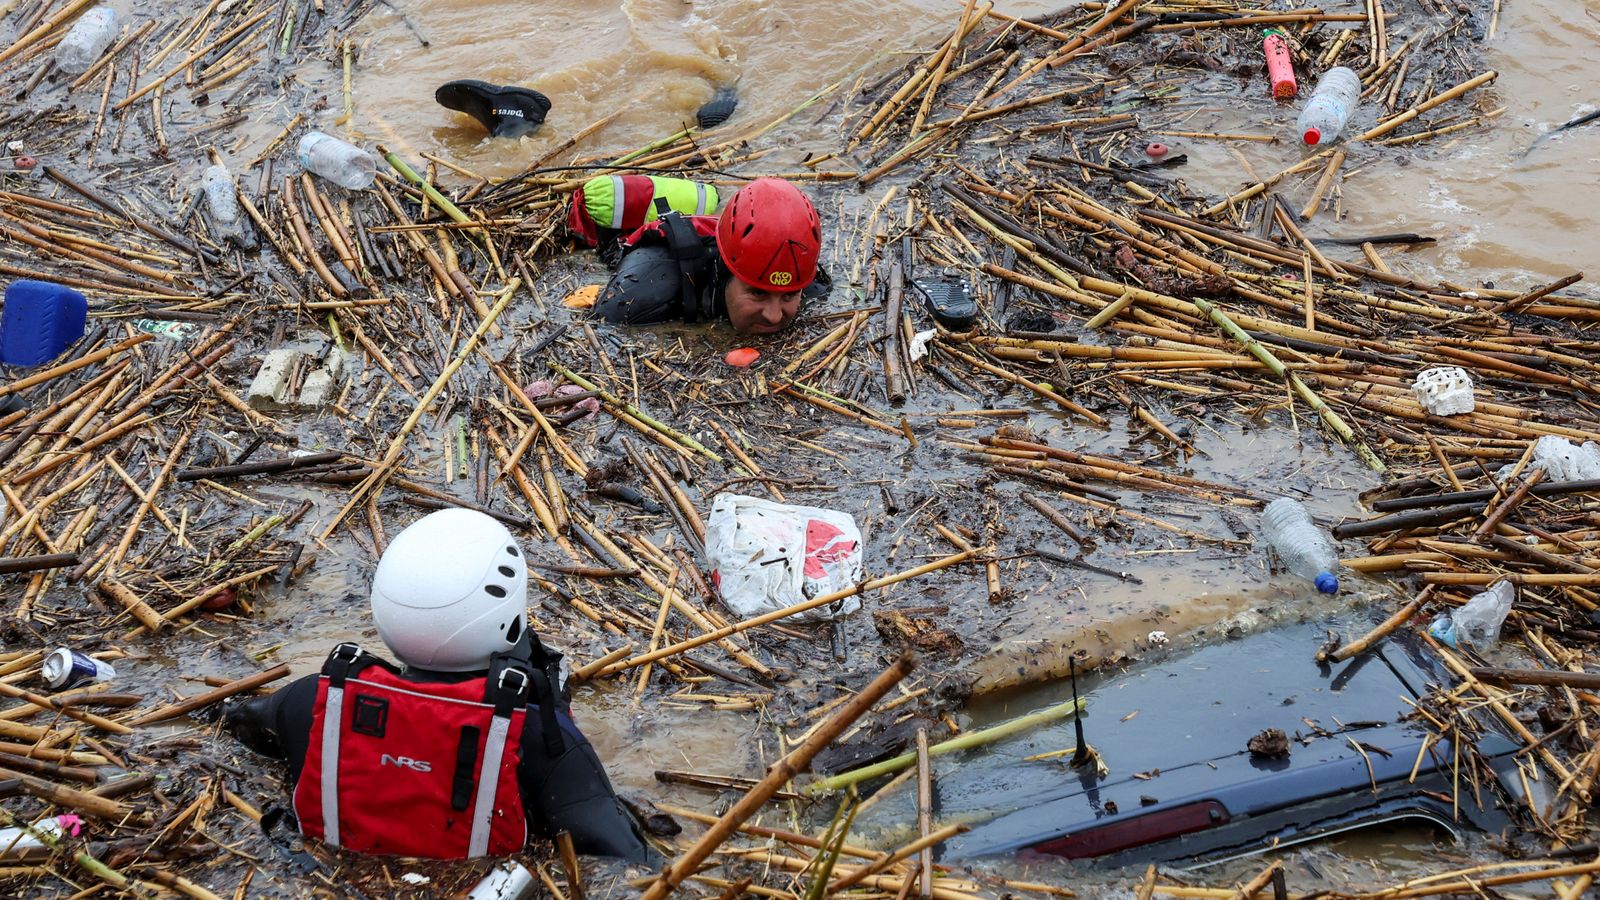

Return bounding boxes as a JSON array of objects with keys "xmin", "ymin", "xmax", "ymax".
[
  {"xmin": 567, "ymin": 175, "xmax": 719, "ymax": 246},
  {"xmin": 292, "ymin": 646, "xmax": 528, "ymax": 859}
]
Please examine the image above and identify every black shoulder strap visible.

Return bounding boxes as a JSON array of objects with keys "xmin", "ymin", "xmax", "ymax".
[
  {"xmin": 321, "ymin": 642, "xmax": 384, "ymax": 688},
  {"xmin": 654, "ymin": 197, "xmax": 715, "ymax": 323},
  {"xmin": 487, "ymin": 631, "xmax": 567, "ymax": 758}
]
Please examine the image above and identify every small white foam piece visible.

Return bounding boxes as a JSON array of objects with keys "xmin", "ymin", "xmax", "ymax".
[{"xmin": 1412, "ymin": 366, "xmax": 1475, "ymax": 416}]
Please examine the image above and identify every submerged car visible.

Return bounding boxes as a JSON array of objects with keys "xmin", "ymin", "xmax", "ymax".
[{"xmin": 944, "ymin": 620, "xmax": 1546, "ymax": 866}]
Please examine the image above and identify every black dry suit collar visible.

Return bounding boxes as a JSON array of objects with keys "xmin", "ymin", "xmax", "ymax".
[{"xmin": 653, "ymin": 197, "xmax": 719, "ymax": 323}]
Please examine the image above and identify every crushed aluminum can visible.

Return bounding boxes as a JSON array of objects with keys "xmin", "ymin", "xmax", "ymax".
[
  {"xmin": 42, "ymin": 648, "xmax": 116, "ymax": 691},
  {"xmin": 466, "ymin": 862, "xmax": 535, "ymax": 900}
]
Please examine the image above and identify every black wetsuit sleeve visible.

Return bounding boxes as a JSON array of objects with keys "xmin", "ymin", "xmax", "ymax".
[
  {"xmin": 593, "ymin": 245, "xmax": 686, "ymax": 325},
  {"xmin": 222, "ymin": 673, "xmax": 320, "ymax": 785},
  {"xmin": 519, "ymin": 709, "xmax": 654, "ymax": 863}
]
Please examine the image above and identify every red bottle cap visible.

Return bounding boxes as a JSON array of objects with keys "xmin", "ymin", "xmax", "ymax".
[{"xmin": 1302, "ymin": 128, "xmax": 1321, "ymax": 145}]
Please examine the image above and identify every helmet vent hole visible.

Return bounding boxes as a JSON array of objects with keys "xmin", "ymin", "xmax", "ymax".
[
  {"xmin": 505, "ymin": 617, "xmax": 523, "ymax": 644},
  {"xmin": 498, "ymin": 565, "xmax": 515, "ymax": 577},
  {"xmin": 484, "ymin": 584, "xmax": 507, "ymax": 598},
  {"xmin": 506, "ymin": 545, "xmax": 519, "ymax": 557}
]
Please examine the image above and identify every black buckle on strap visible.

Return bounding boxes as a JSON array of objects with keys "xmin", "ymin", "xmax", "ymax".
[{"xmin": 322, "ymin": 642, "xmax": 363, "ymax": 687}]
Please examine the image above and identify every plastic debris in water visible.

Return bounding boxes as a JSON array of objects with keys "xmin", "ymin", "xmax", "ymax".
[
  {"xmin": 1263, "ymin": 29, "xmax": 1297, "ymax": 99},
  {"xmin": 562, "ymin": 284, "xmax": 600, "ymax": 309},
  {"xmin": 725, "ymin": 347, "xmax": 760, "ymax": 367},
  {"xmin": 1145, "ymin": 142, "xmax": 1169, "ymax": 158},
  {"xmin": 1412, "ymin": 366, "xmax": 1475, "ymax": 416},
  {"xmin": 696, "ymin": 87, "xmax": 739, "ymax": 129}
]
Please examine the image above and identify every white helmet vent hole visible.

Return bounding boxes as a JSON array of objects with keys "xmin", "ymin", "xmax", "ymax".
[
  {"xmin": 498, "ymin": 565, "xmax": 515, "ymax": 577},
  {"xmin": 505, "ymin": 617, "xmax": 523, "ymax": 644},
  {"xmin": 484, "ymin": 584, "xmax": 507, "ymax": 598},
  {"xmin": 506, "ymin": 545, "xmax": 519, "ymax": 557}
]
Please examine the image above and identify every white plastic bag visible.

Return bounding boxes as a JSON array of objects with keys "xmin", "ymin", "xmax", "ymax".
[
  {"xmin": 706, "ymin": 494, "xmax": 865, "ymax": 621},
  {"xmin": 1496, "ymin": 435, "xmax": 1600, "ymax": 483}
]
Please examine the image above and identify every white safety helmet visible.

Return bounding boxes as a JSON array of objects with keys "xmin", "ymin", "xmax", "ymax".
[{"xmin": 369, "ymin": 508, "xmax": 529, "ymax": 672}]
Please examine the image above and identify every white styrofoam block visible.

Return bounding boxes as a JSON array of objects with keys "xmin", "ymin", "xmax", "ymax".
[{"xmin": 1413, "ymin": 366, "xmax": 1475, "ymax": 416}]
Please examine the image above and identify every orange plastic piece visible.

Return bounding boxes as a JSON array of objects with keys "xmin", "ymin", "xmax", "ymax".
[
  {"xmin": 561, "ymin": 284, "xmax": 601, "ymax": 309},
  {"xmin": 724, "ymin": 347, "xmax": 760, "ymax": 367}
]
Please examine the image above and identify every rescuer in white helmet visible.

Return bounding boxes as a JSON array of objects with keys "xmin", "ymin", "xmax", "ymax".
[{"xmin": 224, "ymin": 508, "xmax": 651, "ymax": 862}]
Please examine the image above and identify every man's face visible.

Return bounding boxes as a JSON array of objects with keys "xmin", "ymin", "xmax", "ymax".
[{"xmin": 724, "ymin": 278, "xmax": 801, "ymax": 335}]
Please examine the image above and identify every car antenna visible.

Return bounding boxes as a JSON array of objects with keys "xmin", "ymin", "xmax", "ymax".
[{"xmin": 1069, "ymin": 655, "xmax": 1089, "ymax": 767}]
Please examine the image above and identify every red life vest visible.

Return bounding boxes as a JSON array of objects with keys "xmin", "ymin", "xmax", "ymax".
[
  {"xmin": 622, "ymin": 213, "xmax": 720, "ymax": 248},
  {"xmin": 292, "ymin": 644, "xmax": 530, "ymax": 859}
]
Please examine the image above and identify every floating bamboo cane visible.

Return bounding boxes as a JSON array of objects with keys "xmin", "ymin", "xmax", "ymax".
[{"xmin": 640, "ymin": 655, "xmax": 915, "ymax": 900}]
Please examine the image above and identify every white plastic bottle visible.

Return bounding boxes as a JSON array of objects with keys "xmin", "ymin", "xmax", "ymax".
[
  {"xmin": 56, "ymin": 7, "xmax": 118, "ymax": 75},
  {"xmin": 0, "ymin": 816, "xmax": 73, "ymax": 861},
  {"xmin": 1260, "ymin": 498, "xmax": 1340, "ymax": 593},
  {"xmin": 297, "ymin": 132, "xmax": 376, "ymax": 190},
  {"xmin": 1296, "ymin": 67, "xmax": 1361, "ymax": 146}
]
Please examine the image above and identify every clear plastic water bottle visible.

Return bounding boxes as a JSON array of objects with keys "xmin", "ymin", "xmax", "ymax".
[
  {"xmin": 297, "ymin": 132, "xmax": 376, "ymax": 190},
  {"xmin": 56, "ymin": 7, "xmax": 118, "ymax": 75},
  {"xmin": 1260, "ymin": 498, "xmax": 1340, "ymax": 593},
  {"xmin": 201, "ymin": 163, "xmax": 252, "ymax": 247},
  {"xmin": 1296, "ymin": 67, "xmax": 1361, "ymax": 146},
  {"xmin": 1428, "ymin": 580, "xmax": 1514, "ymax": 648}
]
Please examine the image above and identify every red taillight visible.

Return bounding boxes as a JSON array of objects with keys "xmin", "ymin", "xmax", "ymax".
[{"xmin": 1030, "ymin": 801, "xmax": 1230, "ymax": 859}]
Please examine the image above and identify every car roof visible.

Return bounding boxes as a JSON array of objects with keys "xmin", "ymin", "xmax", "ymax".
[{"xmin": 944, "ymin": 620, "xmax": 1468, "ymax": 859}]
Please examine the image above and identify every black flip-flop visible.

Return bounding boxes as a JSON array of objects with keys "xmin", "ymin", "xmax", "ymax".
[{"xmin": 435, "ymin": 79, "xmax": 551, "ymax": 138}]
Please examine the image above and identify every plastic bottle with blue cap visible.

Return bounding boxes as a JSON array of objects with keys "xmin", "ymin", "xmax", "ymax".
[{"xmin": 1260, "ymin": 498, "xmax": 1341, "ymax": 594}]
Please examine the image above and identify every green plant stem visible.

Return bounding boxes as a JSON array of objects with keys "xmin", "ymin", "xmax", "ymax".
[
  {"xmin": 379, "ymin": 147, "xmax": 470, "ymax": 224},
  {"xmin": 805, "ymin": 697, "xmax": 1085, "ymax": 794},
  {"xmin": 1191, "ymin": 296, "xmax": 1386, "ymax": 472}
]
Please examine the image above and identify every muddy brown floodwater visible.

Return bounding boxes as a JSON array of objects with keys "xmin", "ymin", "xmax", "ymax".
[
  {"xmin": 43, "ymin": 0, "xmax": 1593, "ymax": 890},
  {"xmin": 225, "ymin": 0, "xmax": 1600, "ymax": 895},
  {"xmin": 342, "ymin": 0, "xmax": 1600, "ymax": 283}
]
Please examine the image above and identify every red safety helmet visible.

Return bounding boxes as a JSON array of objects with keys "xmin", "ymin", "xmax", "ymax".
[{"xmin": 716, "ymin": 178, "xmax": 821, "ymax": 293}]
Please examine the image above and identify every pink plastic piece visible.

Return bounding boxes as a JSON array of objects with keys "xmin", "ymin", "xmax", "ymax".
[
  {"xmin": 1264, "ymin": 33, "xmax": 1298, "ymax": 100},
  {"xmin": 1145, "ymin": 142, "xmax": 1169, "ymax": 158}
]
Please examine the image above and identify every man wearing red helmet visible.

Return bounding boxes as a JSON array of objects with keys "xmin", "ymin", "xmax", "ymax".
[{"xmin": 592, "ymin": 177, "xmax": 829, "ymax": 334}]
